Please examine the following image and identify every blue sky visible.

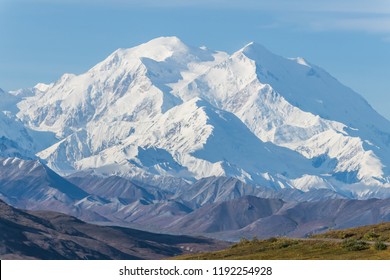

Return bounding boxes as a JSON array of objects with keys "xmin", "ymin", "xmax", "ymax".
[{"xmin": 1, "ymin": 0, "xmax": 389, "ymax": 119}]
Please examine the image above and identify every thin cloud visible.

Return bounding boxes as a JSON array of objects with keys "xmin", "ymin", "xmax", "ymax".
[
  {"xmin": 4, "ymin": 0, "xmax": 390, "ymax": 36},
  {"xmin": 4, "ymin": 0, "xmax": 390, "ymax": 13},
  {"xmin": 309, "ymin": 17, "xmax": 390, "ymax": 33},
  {"xmin": 281, "ymin": 0, "xmax": 390, "ymax": 14}
]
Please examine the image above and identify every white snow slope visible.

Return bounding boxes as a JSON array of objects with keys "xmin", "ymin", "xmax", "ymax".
[
  {"xmin": 0, "ymin": 89, "xmax": 57, "ymax": 159},
  {"xmin": 9, "ymin": 37, "xmax": 390, "ymax": 198}
]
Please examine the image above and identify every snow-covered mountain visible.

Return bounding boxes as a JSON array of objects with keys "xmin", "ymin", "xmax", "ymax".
[
  {"xmin": 7, "ymin": 36, "xmax": 390, "ymax": 198},
  {"xmin": 0, "ymin": 89, "xmax": 56, "ymax": 159},
  {"xmin": 176, "ymin": 43, "xmax": 390, "ymax": 187}
]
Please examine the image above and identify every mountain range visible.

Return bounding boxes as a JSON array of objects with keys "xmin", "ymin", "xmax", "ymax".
[
  {"xmin": 1, "ymin": 37, "xmax": 390, "ymax": 245},
  {"xmin": 0, "ymin": 199, "xmax": 228, "ymax": 259}
]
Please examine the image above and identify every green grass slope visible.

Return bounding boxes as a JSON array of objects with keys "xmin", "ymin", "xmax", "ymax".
[
  {"xmin": 312, "ymin": 222, "xmax": 390, "ymax": 241},
  {"xmin": 174, "ymin": 222, "xmax": 390, "ymax": 260}
]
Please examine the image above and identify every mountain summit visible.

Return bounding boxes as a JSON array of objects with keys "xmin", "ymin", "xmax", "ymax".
[{"xmin": 5, "ymin": 36, "xmax": 390, "ymax": 198}]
